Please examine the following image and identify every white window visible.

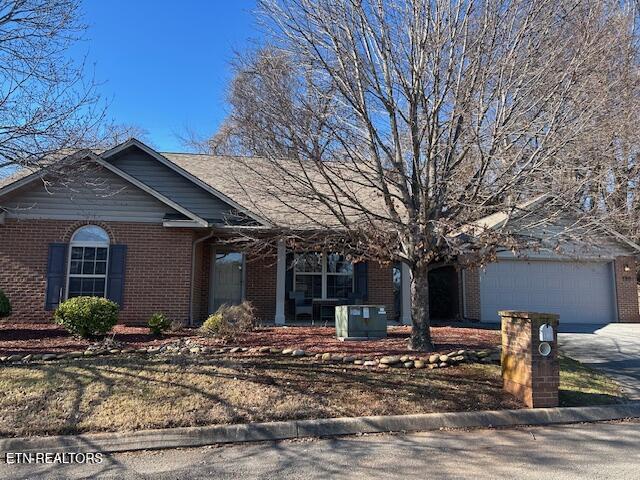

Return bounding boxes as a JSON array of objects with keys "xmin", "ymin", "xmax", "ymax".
[
  {"xmin": 66, "ymin": 225, "xmax": 110, "ymax": 299},
  {"xmin": 294, "ymin": 252, "xmax": 353, "ymax": 299}
]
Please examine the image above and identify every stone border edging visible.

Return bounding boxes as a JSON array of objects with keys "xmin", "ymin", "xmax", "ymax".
[{"xmin": 2, "ymin": 402, "xmax": 639, "ymax": 454}]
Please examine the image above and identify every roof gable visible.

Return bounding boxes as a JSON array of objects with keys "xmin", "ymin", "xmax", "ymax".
[
  {"xmin": 0, "ymin": 158, "xmax": 189, "ymax": 224},
  {"xmin": 102, "ymin": 139, "xmax": 269, "ymax": 226}
]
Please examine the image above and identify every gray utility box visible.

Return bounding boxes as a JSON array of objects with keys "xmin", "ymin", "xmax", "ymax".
[{"xmin": 335, "ymin": 305, "xmax": 387, "ymax": 340}]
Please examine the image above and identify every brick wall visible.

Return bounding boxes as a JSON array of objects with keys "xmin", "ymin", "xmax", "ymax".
[
  {"xmin": 0, "ymin": 218, "xmax": 193, "ymax": 325},
  {"xmin": 368, "ymin": 261, "xmax": 395, "ymax": 319},
  {"xmin": 462, "ymin": 267, "xmax": 481, "ymax": 321},
  {"xmin": 501, "ymin": 311, "xmax": 559, "ymax": 408},
  {"xmin": 245, "ymin": 251, "xmax": 277, "ymax": 323},
  {"xmin": 614, "ymin": 256, "xmax": 640, "ymax": 323}
]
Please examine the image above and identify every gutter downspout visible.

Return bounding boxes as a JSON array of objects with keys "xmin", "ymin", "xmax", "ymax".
[{"xmin": 189, "ymin": 229, "xmax": 216, "ymax": 326}]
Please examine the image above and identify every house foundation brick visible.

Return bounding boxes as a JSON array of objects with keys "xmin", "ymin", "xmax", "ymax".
[
  {"xmin": 0, "ymin": 218, "xmax": 193, "ymax": 325},
  {"xmin": 500, "ymin": 310, "xmax": 560, "ymax": 408},
  {"xmin": 613, "ymin": 256, "xmax": 640, "ymax": 323}
]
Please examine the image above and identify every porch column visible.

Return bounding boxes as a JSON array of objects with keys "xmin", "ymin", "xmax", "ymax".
[
  {"xmin": 401, "ymin": 262, "xmax": 412, "ymax": 325},
  {"xmin": 274, "ymin": 240, "xmax": 286, "ymax": 325}
]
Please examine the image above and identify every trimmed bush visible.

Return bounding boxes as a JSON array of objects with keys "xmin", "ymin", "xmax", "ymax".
[
  {"xmin": 200, "ymin": 311, "xmax": 224, "ymax": 337},
  {"xmin": 0, "ymin": 289, "xmax": 11, "ymax": 318},
  {"xmin": 148, "ymin": 313, "xmax": 171, "ymax": 336},
  {"xmin": 199, "ymin": 301, "xmax": 256, "ymax": 339},
  {"xmin": 54, "ymin": 296, "xmax": 118, "ymax": 338}
]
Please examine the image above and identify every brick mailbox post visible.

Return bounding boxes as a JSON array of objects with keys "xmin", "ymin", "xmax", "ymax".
[{"xmin": 499, "ymin": 310, "xmax": 560, "ymax": 408}]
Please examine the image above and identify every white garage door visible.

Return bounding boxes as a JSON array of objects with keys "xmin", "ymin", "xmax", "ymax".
[{"xmin": 480, "ymin": 260, "xmax": 615, "ymax": 324}]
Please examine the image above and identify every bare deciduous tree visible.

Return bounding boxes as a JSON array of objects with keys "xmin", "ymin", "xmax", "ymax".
[
  {"xmin": 212, "ymin": 0, "xmax": 635, "ymax": 351},
  {"xmin": 0, "ymin": 0, "xmax": 104, "ymax": 177}
]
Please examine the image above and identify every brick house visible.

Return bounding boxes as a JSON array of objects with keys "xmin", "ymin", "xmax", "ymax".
[{"xmin": 1, "ymin": 138, "xmax": 638, "ymax": 326}]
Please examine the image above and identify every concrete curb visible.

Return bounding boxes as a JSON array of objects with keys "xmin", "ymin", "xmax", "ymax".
[{"xmin": 2, "ymin": 403, "xmax": 639, "ymax": 454}]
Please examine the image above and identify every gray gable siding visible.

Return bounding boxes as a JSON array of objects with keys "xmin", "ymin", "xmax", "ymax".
[
  {"xmin": 1, "ymin": 165, "xmax": 179, "ymax": 223},
  {"xmin": 108, "ymin": 148, "xmax": 243, "ymax": 223}
]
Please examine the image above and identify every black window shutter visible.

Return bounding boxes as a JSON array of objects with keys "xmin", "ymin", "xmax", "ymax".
[
  {"xmin": 285, "ymin": 252, "xmax": 294, "ymax": 295},
  {"xmin": 106, "ymin": 245, "xmax": 127, "ymax": 308},
  {"xmin": 45, "ymin": 243, "xmax": 68, "ymax": 310},
  {"xmin": 354, "ymin": 261, "xmax": 368, "ymax": 301}
]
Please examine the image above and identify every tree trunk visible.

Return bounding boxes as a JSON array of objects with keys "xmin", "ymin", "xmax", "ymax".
[{"xmin": 408, "ymin": 263, "xmax": 435, "ymax": 352}]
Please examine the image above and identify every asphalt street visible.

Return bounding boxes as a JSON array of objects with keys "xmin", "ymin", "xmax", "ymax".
[{"xmin": 2, "ymin": 420, "xmax": 639, "ymax": 479}]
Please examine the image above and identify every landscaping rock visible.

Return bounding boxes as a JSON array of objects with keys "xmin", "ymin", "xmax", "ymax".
[
  {"xmin": 438, "ymin": 362, "xmax": 448, "ymax": 368},
  {"xmin": 0, "ymin": 356, "xmax": 6, "ymax": 362},
  {"xmin": 200, "ymin": 347, "xmax": 211, "ymax": 354},
  {"xmin": 399, "ymin": 355, "xmax": 410, "ymax": 363},
  {"xmin": 403, "ymin": 361, "xmax": 414, "ymax": 369},
  {"xmin": 258, "ymin": 346, "xmax": 271, "ymax": 353},
  {"xmin": 378, "ymin": 363, "xmax": 389, "ymax": 369},
  {"xmin": 147, "ymin": 347, "xmax": 161, "ymax": 354},
  {"xmin": 241, "ymin": 347, "xmax": 249, "ymax": 352},
  {"xmin": 477, "ymin": 350, "xmax": 490, "ymax": 359},
  {"xmin": 30, "ymin": 354, "xmax": 42, "ymax": 361},
  {"xmin": 189, "ymin": 347, "xmax": 201, "ymax": 354},
  {"xmin": 354, "ymin": 359, "xmax": 364, "ymax": 365},
  {"xmin": 68, "ymin": 351, "xmax": 84, "ymax": 359},
  {"xmin": 428, "ymin": 364, "xmax": 438, "ymax": 369},
  {"xmin": 321, "ymin": 352, "xmax": 332, "ymax": 361},
  {"xmin": 83, "ymin": 350, "xmax": 96, "ymax": 357},
  {"xmin": 281, "ymin": 348, "xmax": 293, "ymax": 355},
  {"xmin": 108, "ymin": 349, "xmax": 121, "ymax": 354},
  {"xmin": 331, "ymin": 354, "xmax": 344, "ymax": 362},
  {"xmin": 121, "ymin": 349, "xmax": 135, "ymax": 354},
  {"xmin": 414, "ymin": 360, "xmax": 425, "ymax": 369},
  {"xmin": 7, "ymin": 354, "xmax": 22, "ymax": 362},
  {"xmin": 439, "ymin": 354, "xmax": 449, "ymax": 363},
  {"xmin": 292, "ymin": 349, "xmax": 305, "ymax": 357},
  {"xmin": 342, "ymin": 356, "xmax": 355, "ymax": 363},
  {"xmin": 380, "ymin": 355, "xmax": 401, "ymax": 365},
  {"xmin": 269, "ymin": 348, "xmax": 282, "ymax": 354},
  {"xmin": 42, "ymin": 354, "xmax": 57, "ymax": 361},
  {"xmin": 230, "ymin": 347, "xmax": 242, "ymax": 354},
  {"xmin": 428, "ymin": 354, "xmax": 440, "ymax": 364},
  {"xmin": 451, "ymin": 355, "xmax": 465, "ymax": 363},
  {"xmin": 22, "ymin": 354, "xmax": 32, "ymax": 362},
  {"xmin": 363, "ymin": 360, "xmax": 377, "ymax": 367}
]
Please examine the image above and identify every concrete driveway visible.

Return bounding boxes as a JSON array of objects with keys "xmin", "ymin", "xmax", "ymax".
[{"xmin": 559, "ymin": 324, "xmax": 640, "ymax": 399}]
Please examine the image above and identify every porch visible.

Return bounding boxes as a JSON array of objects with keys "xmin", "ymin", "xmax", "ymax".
[{"xmin": 191, "ymin": 239, "xmax": 464, "ymax": 326}]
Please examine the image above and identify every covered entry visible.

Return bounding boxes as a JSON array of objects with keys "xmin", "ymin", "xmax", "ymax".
[{"xmin": 479, "ymin": 259, "xmax": 616, "ymax": 324}]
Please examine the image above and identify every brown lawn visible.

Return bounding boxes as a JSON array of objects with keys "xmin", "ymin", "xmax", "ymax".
[
  {"xmin": 0, "ymin": 355, "xmax": 519, "ymax": 437},
  {"xmin": 0, "ymin": 323, "xmax": 499, "ymax": 356}
]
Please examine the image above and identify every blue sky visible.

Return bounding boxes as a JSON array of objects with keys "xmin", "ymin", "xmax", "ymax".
[{"xmin": 77, "ymin": 0, "xmax": 259, "ymax": 152}]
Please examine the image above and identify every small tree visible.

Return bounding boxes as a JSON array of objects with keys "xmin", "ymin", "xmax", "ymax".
[{"xmin": 211, "ymin": 0, "xmax": 633, "ymax": 351}]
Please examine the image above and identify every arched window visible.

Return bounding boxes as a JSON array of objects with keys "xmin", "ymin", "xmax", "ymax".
[{"xmin": 67, "ymin": 225, "xmax": 110, "ymax": 298}]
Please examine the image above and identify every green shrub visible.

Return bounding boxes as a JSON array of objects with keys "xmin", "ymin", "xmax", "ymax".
[
  {"xmin": 0, "ymin": 289, "xmax": 11, "ymax": 318},
  {"xmin": 200, "ymin": 311, "xmax": 224, "ymax": 337},
  {"xmin": 54, "ymin": 296, "xmax": 119, "ymax": 338},
  {"xmin": 199, "ymin": 301, "xmax": 256, "ymax": 339},
  {"xmin": 148, "ymin": 313, "xmax": 171, "ymax": 336}
]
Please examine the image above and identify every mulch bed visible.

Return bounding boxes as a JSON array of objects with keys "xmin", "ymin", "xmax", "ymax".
[
  {"xmin": 0, "ymin": 323, "xmax": 498, "ymax": 356},
  {"xmin": 228, "ymin": 326, "xmax": 499, "ymax": 355}
]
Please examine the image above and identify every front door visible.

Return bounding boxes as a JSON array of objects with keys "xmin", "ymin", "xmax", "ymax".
[{"xmin": 210, "ymin": 252, "xmax": 244, "ymax": 313}]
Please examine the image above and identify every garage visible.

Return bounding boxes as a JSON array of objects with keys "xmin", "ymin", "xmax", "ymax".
[{"xmin": 479, "ymin": 259, "xmax": 616, "ymax": 324}]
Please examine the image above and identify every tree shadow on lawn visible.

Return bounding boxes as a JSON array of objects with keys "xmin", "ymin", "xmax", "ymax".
[{"xmin": 1, "ymin": 356, "xmax": 519, "ymax": 437}]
